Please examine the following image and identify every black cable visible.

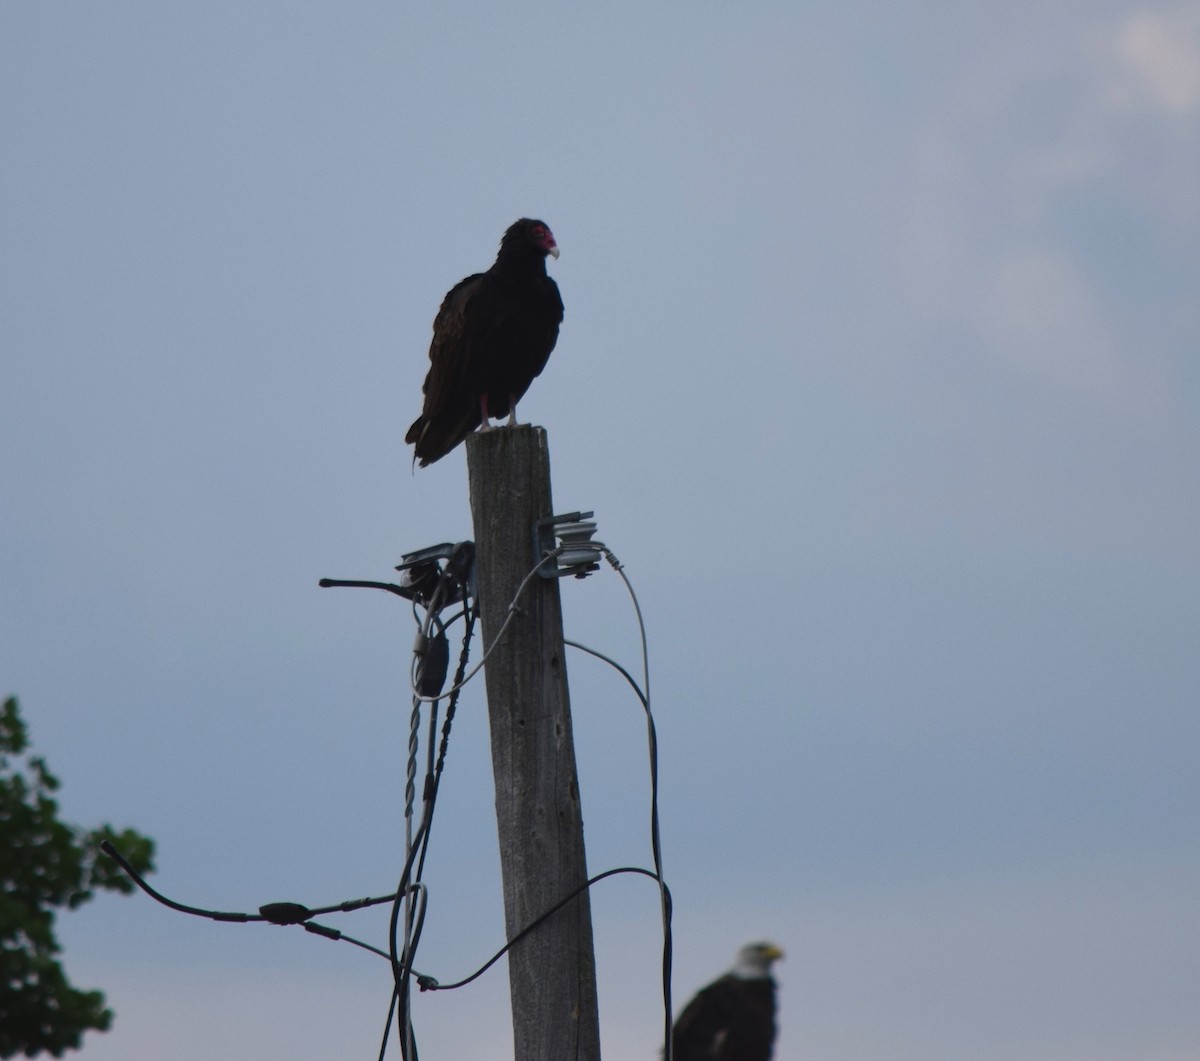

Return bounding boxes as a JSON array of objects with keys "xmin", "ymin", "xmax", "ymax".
[
  {"xmin": 382, "ymin": 559, "xmax": 477, "ymax": 1061},
  {"xmin": 421, "ymin": 601, "xmax": 475, "ymax": 885},
  {"xmin": 300, "ymin": 921, "xmax": 392, "ymax": 961},
  {"xmin": 392, "ymin": 578, "xmax": 451, "ymax": 1061},
  {"xmin": 107, "ymin": 541, "xmax": 674, "ymax": 1060},
  {"xmin": 391, "ymin": 553, "xmax": 674, "ymax": 1054},
  {"xmin": 416, "ymin": 866, "xmax": 670, "ymax": 993},
  {"xmin": 377, "ymin": 991, "xmax": 397, "ymax": 1061},
  {"xmin": 606, "ymin": 551, "xmax": 674, "ymax": 1061},
  {"xmin": 564, "ymin": 638, "xmax": 646, "ymax": 707},
  {"xmin": 566, "ymin": 549, "xmax": 675, "ymax": 1061},
  {"xmin": 100, "ymin": 842, "xmax": 260, "ymax": 922},
  {"xmin": 99, "ymin": 841, "xmax": 400, "ymax": 924}
]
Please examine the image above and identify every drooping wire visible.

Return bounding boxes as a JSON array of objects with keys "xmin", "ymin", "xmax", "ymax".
[
  {"xmin": 396, "ymin": 577, "xmax": 450, "ymax": 1061},
  {"xmin": 392, "ymin": 541, "xmax": 673, "ymax": 1055},
  {"xmin": 565, "ymin": 546, "xmax": 674, "ymax": 1061},
  {"xmin": 408, "ymin": 543, "xmax": 674, "ymax": 1052},
  {"xmin": 608, "ymin": 549, "xmax": 673, "ymax": 1061},
  {"xmin": 563, "ymin": 639, "xmax": 646, "ymax": 708},
  {"xmin": 102, "ymin": 538, "xmax": 674, "ymax": 1058},
  {"xmin": 98, "ymin": 840, "xmax": 400, "ymax": 925},
  {"xmin": 102, "ymin": 832, "xmax": 670, "ymax": 998},
  {"xmin": 415, "ymin": 866, "xmax": 670, "ymax": 993},
  {"xmin": 386, "ymin": 544, "xmax": 564, "ymax": 1059},
  {"xmin": 382, "ymin": 557, "xmax": 479, "ymax": 1061}
]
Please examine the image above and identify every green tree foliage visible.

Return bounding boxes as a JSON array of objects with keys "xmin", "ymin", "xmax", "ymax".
[{"xmin": 0, "ymin": 696, "xmax": 155, "ymax": 1059}]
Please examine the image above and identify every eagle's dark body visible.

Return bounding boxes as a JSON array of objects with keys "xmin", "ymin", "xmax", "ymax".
[
  {"xmin": 406, "ymin": 218, "xmax": 563, "ymax": 467},
  {"xmin": 671, "ymin": 942, "xmax": 783, "ymax": 1061}
]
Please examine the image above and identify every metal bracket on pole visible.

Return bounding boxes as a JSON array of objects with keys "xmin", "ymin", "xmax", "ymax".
[{"xmin": 319, "ymin": 540, "xmax": 476, "ymax": 607}]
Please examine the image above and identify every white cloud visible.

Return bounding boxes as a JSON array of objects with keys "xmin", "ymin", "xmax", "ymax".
[
  {"xmin": 1112, "ymin": 4, "xmax": 1200, "ymax": 112},
  {"xmin": 974, "ymin": 244, "xmax": 1124, "ymax": 394},
  {"xmin": 894, "ymin": 7, "xmax": 1198, "ymax": 402}
]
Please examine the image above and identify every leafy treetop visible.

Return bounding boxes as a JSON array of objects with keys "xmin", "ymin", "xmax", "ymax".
[{"xmin": 0, "ymin": 696, "xmax": 155, "ymax": 1059}]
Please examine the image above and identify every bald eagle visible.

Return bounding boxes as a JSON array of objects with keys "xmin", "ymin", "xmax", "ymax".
[
  {"xmin": 405, "ymin": 218, "xmax": 563, "ymax": 467},
  {"xmin": 670, "ymin": 941, "xmax": 784, "ymax": 1061}
]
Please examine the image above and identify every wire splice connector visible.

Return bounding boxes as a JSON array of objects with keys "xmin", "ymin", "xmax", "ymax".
[
  {"xmin": 259, "ymin": 902, "xmax": 312, "ymax": 925},
  {"xmin": 413, "ymin": 628, "xmax": 450, "ymax": 698}
]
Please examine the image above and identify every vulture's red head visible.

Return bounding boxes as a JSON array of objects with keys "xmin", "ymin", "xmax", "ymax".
[{"xmin": 502, "ymin": 218, "xmax": 560, "ymax": 260}]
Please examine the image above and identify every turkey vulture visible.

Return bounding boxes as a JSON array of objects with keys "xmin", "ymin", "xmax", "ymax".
[
  {"xmin": 670, "ymin": 941, "xmax": 784, "ymax": 1061},
  {"xmin": 405, "ymin": 218, "xmax": 563, "ymax": 467}
]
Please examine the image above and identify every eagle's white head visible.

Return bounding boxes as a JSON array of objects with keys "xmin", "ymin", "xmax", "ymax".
[{"xmin": 730, "ymin": 941, "xmax": 785, "ymax": 980}]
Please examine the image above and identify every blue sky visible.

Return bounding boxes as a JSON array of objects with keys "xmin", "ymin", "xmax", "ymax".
[{"xmin": 2, "ymin": 3, "xmax": 1198, "ymax": 1058}]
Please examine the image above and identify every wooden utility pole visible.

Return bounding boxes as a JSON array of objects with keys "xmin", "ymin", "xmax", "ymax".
[{"xmin": 465, "ymin": 425, "xmax": 602, "ymax": 1061}]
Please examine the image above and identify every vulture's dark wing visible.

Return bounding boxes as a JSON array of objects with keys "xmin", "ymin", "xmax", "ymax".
[
  {"xmin": 419, "ymin": 273, "xmax": 485, "ymax": 420},
  {"xmin": 405, "ymin": 273, "xmax": 486, "ymax": 465}
]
